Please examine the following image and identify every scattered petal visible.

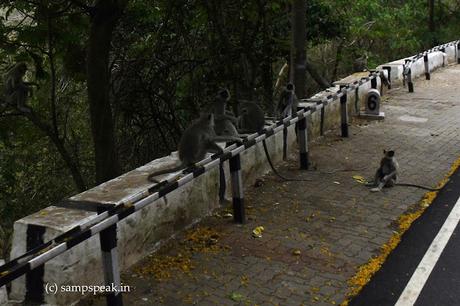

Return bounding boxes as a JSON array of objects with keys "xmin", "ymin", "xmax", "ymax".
[
  {"xmin": 252, "ymin": 226, "xmax": 265, "ymax": 238},
  {"xmin": 230, "ymin": 292, "xmax": 244, "ymax": 302},
  {"xmin": 353, "ymin": 175, "xmax": 368, "ymax": 184}
]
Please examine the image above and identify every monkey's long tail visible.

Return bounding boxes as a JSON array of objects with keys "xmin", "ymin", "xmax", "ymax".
[
  {"xmin": 147, "ymin": 164, "xmax": 186, "ymax": 183},
  {"xmin": 395, "ymin": 183, "xmax": 443, "ymax": 191},
  {"xmin": 262, "ymin": 140, "xmax": 312, "ymax": 182}
]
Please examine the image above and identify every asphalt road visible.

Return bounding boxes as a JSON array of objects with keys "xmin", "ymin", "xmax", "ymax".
[{"xmin": 349, "ymin": 165, "xmax": 460, "ymax": 306}]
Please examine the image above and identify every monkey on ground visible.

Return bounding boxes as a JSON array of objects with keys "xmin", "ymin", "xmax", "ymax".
[
  {"xmin": 367, "ymin": 150, "xmax": 443, "ymax": 192},
  {"xmin": 147, "ymin": 113, "xmax": 242, "ymax": 183},
  {"xmin": 213, "ymin": 89, "xmax": 241, "ymax": 137},
  {"xmin": 2, "ymin": 62, "xmax": 36, "ymax": 112},
  {"xmin": 277, "ymin": 83, "xmax": 298, "ymax": 119}
]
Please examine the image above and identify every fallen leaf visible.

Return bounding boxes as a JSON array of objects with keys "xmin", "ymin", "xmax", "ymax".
[
  {"xmin": 252, "ymin": 226, "xmax": 265, "ymax": 238},
  {"xmin": 230, "ymin": 292, "xmax": 244, "ymax": 302},
  {"xmin": 352, "ymin": 175, "xmax": 368, "ymax": 184},
  {"xmin": 292, "ymin": 249, "xmax": 301, "ymax": 256}
]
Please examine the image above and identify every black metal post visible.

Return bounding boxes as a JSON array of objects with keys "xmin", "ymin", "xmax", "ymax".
[
  {"xmin": 424, "ymin": 53, "xmax": 430, "ymax": 80},
  {"xmin": 441, "ymin": 47, "xmax": 446, "ymax": 67},
  {"xmin": 371, "ymin": 76, "xmax": 377, "ymax": 89},
  {"xmin": 98, "ymin": 208, "xmax": 123, "ymax": 306},
  {"xmin": 320, "ymin": 106, "xmax": 325, "ymax": 136},
  {"xmin": 339, "ymin": 86, "xmax": 348, "ymax": 137},
  {"xmin": 282, "ymin": 127, "xmax": 288, "ymax": 161},
  {"xmin": 408, "ymin": 68, "xmax": 414, "ymax": 93},
  {"xmin": 297, "ymin": 111, "xmax": 309, "ymax": 170},
  {"xmin": 457, "ymin": 43, "xmax": 460, "ymax": 64},
  {"xmin": 229, "ymin": 154, "xmax": 245, "ymax": 224}
]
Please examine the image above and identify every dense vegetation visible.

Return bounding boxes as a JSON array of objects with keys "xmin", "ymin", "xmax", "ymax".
[{"xmin": 0, "ymin": 0, "xmax": 459, "ymax": 259}]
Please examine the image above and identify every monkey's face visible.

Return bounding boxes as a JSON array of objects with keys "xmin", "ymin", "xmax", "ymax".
[
  {"xmin": 383, "ymin": 150, "xmax": 395, "ymax": 157},
  {"xmin": 218, "ymin": 89, "xmax": 230, "ymax": 101}
]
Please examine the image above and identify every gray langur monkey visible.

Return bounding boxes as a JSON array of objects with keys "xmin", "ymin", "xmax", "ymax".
[
  {"xmin": 367, "ymin": 150, "xmax": 398, "ymax": 192},
  {"xmin": 277, "ymin": 83, "xmax": 298, "ymax": 119},
  {"xmin": 2, "ymin": 62, "xmax": 35, "ymax": 112},
  {"xmin": 147, "ymin": 113, "xmax": 243, "ymax": 183},
  {"xmin": 367, "ymin": 150, "xmax": 443, "ymax": 192},
  {"xmin": 353, "ymin": 53, "xmax": 368, "ymax": 73},
  {"xmin": 213, "ymin": 88, "xmax": 240, "ymax": 137},
  {"xmin": 237, "ymin": 100, "xmax": 310, "ymax": 182},
  {"xmin": 237, "ymin": 100, "xmax": 266, "ymax": 134},
  {"xmin": 277, "ymin": 83, "xmax": 299, "ymax": 162}
]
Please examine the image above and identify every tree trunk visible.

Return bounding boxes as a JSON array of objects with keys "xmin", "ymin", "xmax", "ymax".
[
  {"xmin": 428, "ymin": 0, "xmax": 436, "ymax": 45},
  {"xmin": 20, "ymin": 111, "xmax": 87, "ymax": 192},
  {"xmin": 290, "ymin": 0, "xmax": 307, "ymax": 99},
  {"xmin": 87, "ymin": 0, "xmax": 127, "ymax": 184}
]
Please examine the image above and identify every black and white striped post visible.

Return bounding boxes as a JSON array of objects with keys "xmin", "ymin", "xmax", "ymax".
[
  {"xmin": 97, "ymin": 207, "xmax": 123, "ymax": 306},
  {"xmin": 297, "ymin": 108, "xmax": 309, "ymax": 170},
  {"xmin": 229, "ymin": 154, "xmax": 245, "ymax": 224},
  {"xmin": 424, "ymin": 53, "xmax": 430, "ymax": 80},
  {"xmin": 339, "ymin": 86, "xmax": 348, "ymax": 137}
]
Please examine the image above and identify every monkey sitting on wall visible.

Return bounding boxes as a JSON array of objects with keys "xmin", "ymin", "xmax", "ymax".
[
  {"xmin": 277, "ymin": 83, "xmax": 298, "ymax": 119},
  {"xmin": 213, "ymin": 88, "xmax": 242, "ymax": 138},
  {"xmin": 2, "ymin": 62, "xmax": 36, "ymax": 112},
  {"xmin": 368, "ymin": 150, "xmax": 442, "ymax": 192},
  {"xmin": 147, "ymin": 112, "xmax": 243, "ymax": 183},
  {"xmin": 236, "ymin": 99, "xmax": 311, "ymax": 182}
]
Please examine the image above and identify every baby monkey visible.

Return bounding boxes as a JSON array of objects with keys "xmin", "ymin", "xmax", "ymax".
[
  {"xmin": 368, "ymin": 150, "xmax": 442, "ymax": 192},
  {"xmin": 147, "ymin": 113, "xmax": 242, "ymax": 182}
]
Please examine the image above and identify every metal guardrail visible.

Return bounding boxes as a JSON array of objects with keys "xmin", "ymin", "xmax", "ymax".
[
  {"xmin": 0, "ymin": 40, "xmax": 458, "ymax": 305},
  {"xmin": 401, "ymin": 40, "xmax": 460, "ymax": 92}
]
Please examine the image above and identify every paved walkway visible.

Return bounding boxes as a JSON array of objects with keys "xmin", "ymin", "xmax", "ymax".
[{"xmin": 84, "ymin": 65, "xmax": 460, "ymax": 306}]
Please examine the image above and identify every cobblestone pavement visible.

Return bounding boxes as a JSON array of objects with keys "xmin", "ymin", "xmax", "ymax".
[{"xmin": 84, "ymin": 65, "xmax": 460, "ymax": 306}]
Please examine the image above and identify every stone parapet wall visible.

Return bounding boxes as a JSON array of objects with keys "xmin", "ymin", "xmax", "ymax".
[{"xmin": 8, "ymin": 41, "xmax": 459, "ymax": 305}]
